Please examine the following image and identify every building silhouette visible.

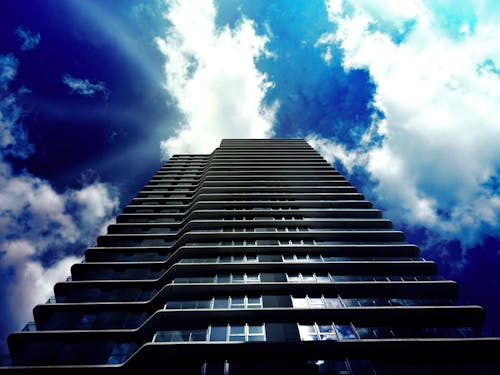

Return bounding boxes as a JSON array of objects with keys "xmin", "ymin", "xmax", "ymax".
[{"xmin": 2, "ymin": 138, "xmax": 499, "ymax": 373}]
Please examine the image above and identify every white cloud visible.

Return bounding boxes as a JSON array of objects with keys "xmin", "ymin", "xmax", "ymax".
[
  {"xmin": 0, "ymin": 54, "xmax": 18, "ymax": 90},
  {"xmin": 326, "ymin": 0, "xmax": 343, "ymax": 18},
  {"xmin": 313, "ymin": 1, "xmax": 500, "ymax": 248},
  {"xmin": 73, "ymin": 183, "xmax": 118, "ymax": 222},
  {"xmin": 15, "ymin": 26, "xmax": 41, "ymax": 51},
  {"xmin": 0, "ymin": 55, "xmax": 119, "ymax": 332},
  {"xmin": 73, "ymin": 182, "xmax": 119, "ymax": 238},
  {"xmin": 155, "ymin": 0, "xmax": 277, "ymax": 157},
  {"xmin": 324, "ymin": 0, "xmax": 425, "ymax": 42},
  {"xmin": 0, "ymin": 171, "xmax": 120, "ymax": 326},
  {"xmin": 307, "ymin": 134, "xmax": 365, "ymax": 172},
  {"xmin": 7, "ymin": 256, "xmax": 80, "ymax": 326},
  {"xmin": 62, "ymin": 74, "xmax": 110, "ymax": 99}
]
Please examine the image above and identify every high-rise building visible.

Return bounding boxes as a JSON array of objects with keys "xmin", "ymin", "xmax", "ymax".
[{"xmin": 1, "ymin": 139, "xmax": 499, "ymax": 374}]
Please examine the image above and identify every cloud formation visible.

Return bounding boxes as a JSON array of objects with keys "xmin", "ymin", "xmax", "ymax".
[
  {"xmin": 1, "ymin": 55, "xmax": 33, "ymax": 159},
  {"xmin": 310, "ymin": 0, "xmax": 500, "ymax": 248},
  {"xmin": 62, "ymin": 74, "xmax": 110, "ymax": 100},
  {"xmin": 0, "ymin": 54, "xmax": 119, "ymax": 340},
  {"xmin": 0, "ymin": 54, "xmax": 18, "ymax": 90},
  {"xmin": 15, "ymin": 26, "xmax": 41, "ymax": 51},
  {"xmin": 0, "ymin": 175, "xmax": 118, "ymax": 326},
  {"xmin": 155, "ymin": 0, "xmax": 277, "ymax": 157}
]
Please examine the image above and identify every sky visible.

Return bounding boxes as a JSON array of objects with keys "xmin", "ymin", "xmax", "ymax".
[{"xmin": 0, "ymin": 0, "xmax": 499, "ymax": 352}]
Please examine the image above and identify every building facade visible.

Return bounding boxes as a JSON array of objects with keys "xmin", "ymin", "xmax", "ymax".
[{"xmin": 2, "ymin": 139, "xmax": 499, "ymax": 373}]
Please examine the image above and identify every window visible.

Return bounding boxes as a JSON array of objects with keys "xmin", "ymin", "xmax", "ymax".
[
  {"xmin": 154, "ymin": 329, "xmax": 207, "ymax": 342},
  {"xmin": 286, "ymin": 273, "xmax": 332, "ymax": 283},
  {"xmin": 106, "ymin": 342, "xmax": 132, "ymax": 364},
  {"xmin": 298, "ymin": 323, "xmax": 337, "ymax": 341},
  {"xmin": 244, "ymin": 274, "xmax": 260, "ymax": 283},
  {"xmin": 292, "ymin": 296, "xmax": 343, "ymax": 309},
  {"xmin": 216, "ymin": 273, "xmax": 260, "ymax": 283},
  {"xmin": 255, "ymin": 227, "xmax": 277, "ymax": 232},
  {"xmin": 179, "ymin": 257, "xmax": 216, "ymax": 263},
  {"xmin": 165, "ymin": 300, "xmax": 212, "ymax": 309},
  {"xmin": 218, "ymin": 240, "xmax": 256, "ymax": 246},
  {"xmin": 322, "ymin": 256, "xmax": 351, "ymax": 262},
  {"xmin": 165, "ymin": 296, "xmax": 263, "ymax": 310},
  {"xmin": 229, "ymin": 296, "xmax": 263, "ymax": 309},
  {"xmin": 209, "ymin": 324, "xmax": 266, "ymax": 342},
  {"xmin": 256, "ymin": 240, "xmax": 279, "ymax": 245},
  {"xmin": 279, "ymin": 239, "xmax": 316, "ymax": 246},
  {"xmin": 174, "ymin": 274, "xmax": 260, "ymax": 284},
  {"xmin": 218, "ymin": 255, "xmax": 259, "ymax": 263},
  {"xmin": 282, "ymin": 254, "xmax": 322, "ymax": 263},
  {"xmin": 155, "ymin": 324, "xmax": 266, "ymax": 343},
  {"xmin": 173, "ymin": 276, "xmax": 215, "ymax": 284},
  {"xmin": 336, "ymin": 325, "xmax": 358, "ymax": 340},
  {"xmin": 299, "ymin": 323, "xmax": 358, "ymax": 341},
  {"xmin": 343, "ymin": 298, "xmax": 391, "ymax": 307}
]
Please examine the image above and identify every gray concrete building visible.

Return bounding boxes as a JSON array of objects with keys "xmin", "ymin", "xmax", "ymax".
[{"xmin": 1, "ymin": 139, "xmax": 499, "ymax": 373}]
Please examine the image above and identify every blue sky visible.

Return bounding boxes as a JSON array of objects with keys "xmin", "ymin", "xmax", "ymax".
[{"xmin": 0, "ymin": 0, "xmax": 499, "ymax": 351}]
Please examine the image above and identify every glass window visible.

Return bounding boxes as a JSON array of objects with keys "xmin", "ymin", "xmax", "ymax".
[
  {"xmin": 230, "ymin": 324, "xmax": 265, "ymax": 342},
  {"xmin": 165, "ymin": 301, "xmax": 183, "ymax": 309},
  {"xmin": 315, "ymin": 275, "xmax": 332, "ymax": 283},
  {"xmin": 247, "ymin": 296, "xmax": 263, "ymax": 308},
  {"xmin": 298, "ymin": 324, "xmax": 318, "ymax": 341},
  {"xmin": 287, "ymin": 274, "xmax": 332, "ymax": 283},
  {"xmin": 209, "ymin": 325, "xmax": 227, "ymax": 342},
  {"xmin": 208, "ymin": 274, "xmax": 261, "ymax": 284},
  {"xmin": 245, "ymin": 274, "xmax": 260, "ymax": 283},
  {"xmin": 302, "ymin": 274, "xmax": 316, "ymax": 282},
  {"xmin": 190, "ymin": 329, "xmax": 209, "ymax": 341},
  {"xmin": 229, "ymin": 325, "xmax": 246, "ymax": 342},
  {"xmin": 317, "ymin": 324, "xmax": 338, "ymax": 340},
  {"xmin": 227, "ymin": 296, "xmax": 263, "ymax": 309},
  {"xmin": 216, "ymin": 274, "xmax": 231, "ymax": 283},
  {"xmin": 256, "ymin": 240, "xmax": 279, "ymax": 245},
  {"xmin": 336, "ymin": 325, "xmax": 358, "ymax": 340},
  {"xmin": 208, "ymin": 324, "xmax": 266, "ymax": 342},
  {"xmin": 308, "ymin": 297, "xmax": 325, "ymax": 307},
  {"xmin": 106, "ymin": 342, "xmax": 131, "ymax": 364},
  {"xmin": 245, "ymin": 255, "xmax": 258, "ymax": 262},
  {"xmin": 230, "ymin": 297, "xmax": 245, "ymax": 308},
  {"xmin": 292, "ymin": 297, "xmax": 309, "ymax": 308},
  {"xmin": 213, "ymin": 297, "xmax": 229, "ymax": 309},
  {"xmin": 292, "ymin": 295, "xmax": 343, "ymax": 308},
  {"xmin": 173, "ymin": 276, "xmax": 215, "ymax": 284},
  {"xmin": 355, "ymin": 327, "xmax": 377, "ymax": 339},
  {"xmin": 325, "ymin": 297, "xmax": 343, "ymax": 308},
  {"xmin": 179, "ymin": 257, "xmax": 215, "ymax": 263},
  {"xmin": 164, "ymin": 300, "xmax": 213, "ymax": 309},
  {"xmin": 154, "ymin": 329, "xmax": 208, "ymax": 342},
  {"xmin": 287, "ymin": 274, "xmax": 302, "ymax": 282},
  {"xmin": 231, "ymin": 274, "xmax": 245, "ymax": 283},
  {"xmin": 248, "ymin": 325, "xmax": 265, "ymax": 342},
  {"xmin": 298, "ymin": 323, "xmax": 343, "ymax": 341}
]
